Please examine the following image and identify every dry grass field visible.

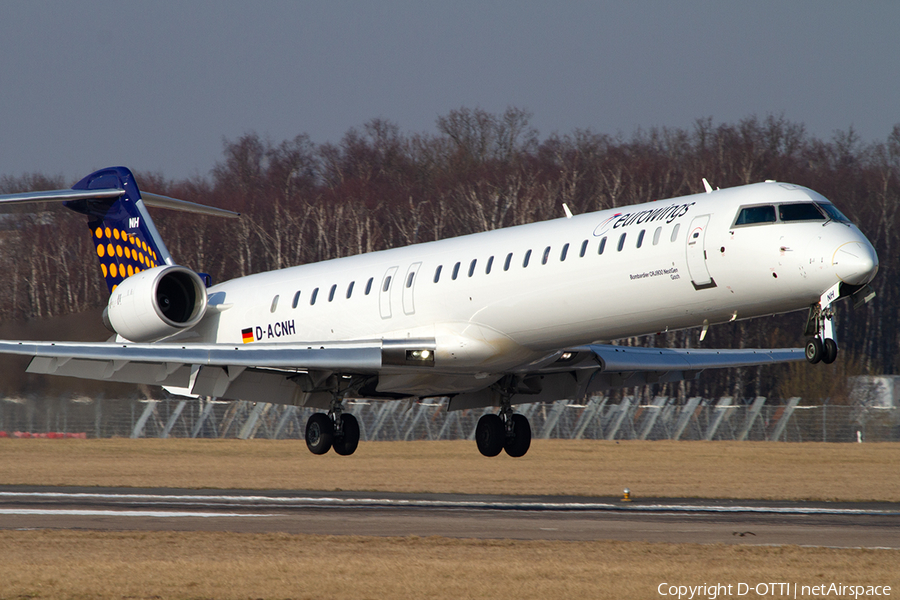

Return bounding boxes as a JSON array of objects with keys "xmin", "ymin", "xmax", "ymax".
[
  {"xmin": 0, "ymin": 530, "xmax": 897, "ymax": 600},
  {"xmin": 0, "ymin": 438, "xmax": 898, "ymax": 500},
  {"xmin": 1, "ymin": 439, "xmax": 898, "ymax": 599}
]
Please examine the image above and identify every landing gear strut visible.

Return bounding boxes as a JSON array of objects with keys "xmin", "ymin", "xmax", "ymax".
[
  {"xmin": 305, "ymin": 395, "xmax": 360, "ymax": 456},
  {"xmin": 475, "ymin": 396, "xmax": 531, "ymax": 457},
  {"xmin": 805, "ymin": 282, "xmax": 839, "ymax": 365}
]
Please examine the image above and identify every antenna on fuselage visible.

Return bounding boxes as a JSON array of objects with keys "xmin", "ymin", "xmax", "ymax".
[
  {"xmin": 562, "ymin": 203, "xmax": 573, "ymax": 219},
  {"xmin": 701, "ymin": 178, "xmax": 721, "ymax": 193}
]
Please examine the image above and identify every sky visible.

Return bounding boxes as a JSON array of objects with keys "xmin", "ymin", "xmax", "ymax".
[{"xmin": 1, "ymin": 1, "xmax": 898, "ymax": 182}]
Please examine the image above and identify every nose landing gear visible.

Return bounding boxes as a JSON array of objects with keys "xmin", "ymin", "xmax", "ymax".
[
  {"xmin": 805, "ymin": 336, "xmax": 837, "ymax": 364},
  {"xmin": 805, "ymin": 282, "xmax": 840, "ymax": 365}
]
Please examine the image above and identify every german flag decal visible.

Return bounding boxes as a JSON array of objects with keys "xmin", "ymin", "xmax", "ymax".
[{"xmin": 241, "ymin": 328, "xmax": 254, "ymax": 344}]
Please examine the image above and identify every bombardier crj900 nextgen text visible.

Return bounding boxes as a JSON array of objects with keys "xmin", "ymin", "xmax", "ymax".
[{"xmin": 0, "ymin": 168, "xmax": 879, "ymax": 457}]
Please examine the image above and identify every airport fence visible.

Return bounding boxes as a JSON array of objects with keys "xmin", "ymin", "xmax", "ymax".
[{"xmin": 1, "ymin": 395, "xmax": 897, "ymax": 443}]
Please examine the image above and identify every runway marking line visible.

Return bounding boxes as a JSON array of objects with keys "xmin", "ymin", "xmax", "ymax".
[
  {"xmin": 0, "ymin": 509, "xmax": 272, "ymax": 518},
  {"xmin": 1, "ymin": 492, "xmax": 897, "ymax": 516}
]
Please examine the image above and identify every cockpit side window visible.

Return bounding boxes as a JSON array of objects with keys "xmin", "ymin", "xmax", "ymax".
[
  {"xmin": 779, "ymin": 203, "xmax": 825, "ymax": 222},
  {"xmin": 734, "ymin": 205, "xmax": 776, "ymax": 226},
  {"xmin": 816, "ymin": 202, "xmax": 851, "ymax": 223}
]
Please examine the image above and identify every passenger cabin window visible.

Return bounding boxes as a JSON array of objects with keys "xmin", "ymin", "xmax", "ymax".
[
  {"xmin": 541, "ymin": 246, "xmax": 551, "ymax": 265},
  {"xmin": 485, "ymin": 256, "xmax": 494, "ymax": 274},
  {"xmin": 365, "ymin": 277, "xmax": 373, "ymax": 295},
  {"xmin": 452, "ymin": 262, "xmax": 461, "ymax": 280},
  {"xmin": 406, "ymin": 272, "xmax": 415, "ymax": 287},
  {"xmin": 735, "ymin": 205, "xmax": 776, "ymax": 226},
  {"xmin": 598, "ymin": 236, "xmax": 607, "ymax": 254},
  {"xmin": 617, "ymin": 233, "xmax": 626, "ymax": 252},
  {"xmin": 523, "ymin": 249, "xmax": 532, "ymax": 267},
  {"xmin": 653, "ymin": 227, "xmax": 662, "ymax": 245},
  {"xmin": 328, "ymin": 284, "xmax": 337, "ymax": 302},
  {"xmin": 346, "ymin": 281, "xmax": 354, "ymax": 298},
  {"xmin": 270, "ymin": 295, "xmax": 279, "ymax": 313},
  {"xmin": 310, "ymin": 288, "xmax": 319, "ymax": 305},
  {"xmin": 434, "ymin": 265, "xmax": 442, "ymax": 283},
  {"xmin": 636, "ymin": 230, "xmax": 645, "ymax": 248},
  {"xmin": 580, "ymin": 240, "xmax": 588, "ymax": 257},
  {"xmin": 504, "ymin": 253, "xmax": 513, "ymax": 271},
  {"xmin": 292, "ymin": 291, "xmax": 301, "ymax": 309},
  {"xmin": 670, "ymin": 224, "xmax": 680, "ymax": 242},
  {"xmin": 468, "ymin": 259, "xmax": 477, "ymax": 277},
  {"xmin": 779, "ymin": 203, "xmax": 825, "ymax": 222},
  {"xmin": 382, "ymin": 276, "xmax": 392, "ymax": 292},
  {"xmin": 560, "ymin": 243, "xmax": 569, "ymax": 261}
]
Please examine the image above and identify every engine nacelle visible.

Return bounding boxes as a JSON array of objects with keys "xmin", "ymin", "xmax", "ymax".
[{"xmin": 104, "ymin": 265, "xmax": 208, "ymax": 342}]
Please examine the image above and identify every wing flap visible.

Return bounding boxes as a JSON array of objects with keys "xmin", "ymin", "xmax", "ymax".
[{"xmin": 27, "ymin": 356, "xmax": 196, "ymax": 387}]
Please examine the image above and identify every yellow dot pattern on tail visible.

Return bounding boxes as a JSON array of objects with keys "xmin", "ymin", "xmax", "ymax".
[{"xmin": 91, "ymin": 225, "xmax": 160, "ymax": 288}]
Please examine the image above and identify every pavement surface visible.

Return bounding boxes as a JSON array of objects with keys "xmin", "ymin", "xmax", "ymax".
[{"xmin": 0, "ymin": 486, "xmax": 898, "ymax": 548}]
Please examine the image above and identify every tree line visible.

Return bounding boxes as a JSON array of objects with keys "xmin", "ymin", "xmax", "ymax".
[{"xmin": 1, "ymin": 108, "xmax": 898, "ymax": 404}]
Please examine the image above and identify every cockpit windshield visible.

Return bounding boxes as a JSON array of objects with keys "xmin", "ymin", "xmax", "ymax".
[
  {"xmin": 778, "ymin": 203, "xmax": 826, "ymax": 222},
  {"xmin": 735, "ymin": 205, "xmax": 776, "ymax": 225},
  {"xmin": 816, "ymin": 202, "xmax": 851, "ymax": 223},
  {"xmin": 733, "ymin": 201, "xmax": 852, "ymax": 228}
]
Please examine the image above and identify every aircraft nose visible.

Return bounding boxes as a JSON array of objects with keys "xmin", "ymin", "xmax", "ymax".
[{"xmin": 832, "ymin": 241, "xmax": 879, "ymax": 285}]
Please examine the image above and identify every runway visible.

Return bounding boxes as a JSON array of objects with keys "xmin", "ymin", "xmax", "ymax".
[{"xmin": 1, "ymin": 486, "xmax": 898, "ymax": 548}]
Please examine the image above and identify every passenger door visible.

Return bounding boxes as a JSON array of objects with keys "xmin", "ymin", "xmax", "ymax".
[
  {"xmin": 402, "ymin": 262, "xmax": 422, "ymax": 316},
  {"xmin": 380, "ymin": 266, "xmax": 398, "ymax": 319},
  {"xmin": 685, "ymin": 215, "xmax": 717, "ymax": 290}
]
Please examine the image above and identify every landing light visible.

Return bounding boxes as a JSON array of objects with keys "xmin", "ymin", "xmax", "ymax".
[
  {"xmin": 556, "ymin": 351, "xmax": 576, "ymax": 363},
  {"xmin": 407, "ymin": 349, "xmax": 432, "ymax": 361}
]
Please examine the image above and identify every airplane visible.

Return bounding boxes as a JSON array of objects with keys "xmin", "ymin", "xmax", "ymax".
[{"xmin": 0, "ymin": 167, "xmax": 879, "ymax": 457}]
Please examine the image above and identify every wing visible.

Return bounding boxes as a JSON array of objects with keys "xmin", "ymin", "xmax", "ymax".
[
  {"xmin": 581, "ymin": 343, "xmax": 804, "ymax": 388},
  {"xmin": 0, "ymin": 338, "xmax": 804, "ymax": 411},
  {"xmin": 0, "ymin": 339, "xmax": 385, "ymax": 409},
  {"xmin": 445, "ymin": 343, "xmax": 805, "ymax": 411}
]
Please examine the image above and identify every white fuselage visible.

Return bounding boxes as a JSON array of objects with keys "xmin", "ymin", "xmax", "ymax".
[{"xmin": 192, "ymin": 182, "xmax": 877, "ymax": 388}]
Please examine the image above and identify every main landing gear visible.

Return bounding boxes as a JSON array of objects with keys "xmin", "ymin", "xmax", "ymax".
[
  {"xmin": 805, "ymin": 283, "xmax": 840, "ymax": 365},
  {"xmin": 305, "ymin": 398, "xmax": 360, "ymax": 456},
  {"xmin": 475, "ymin": 397, "xmax": 532, "ymax": 458}
]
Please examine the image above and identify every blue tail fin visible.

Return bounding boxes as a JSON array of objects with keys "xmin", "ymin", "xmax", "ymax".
[
  {"xmin": 0, "ymin": 165, "xmax": 237, "ymax": 294},
  {"xmin": 64, "ymin": 167, "xmax": 170, "ymax": 292}
]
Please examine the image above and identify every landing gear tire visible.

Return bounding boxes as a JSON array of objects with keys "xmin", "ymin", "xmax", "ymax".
[
  {"xmin": 805, "ymin": 338, "xmax": 823, "ymax": 364},
  {"xmin": 503, "ymin": 413, "xmax": 531, "ymax": 458},
  {"xmin": 475, "ymin": 414, "xmax": 505, "ymax": 457},
  {"xmin": 822, "ymin": 338, "xmax": 838, "ymax": 364},
  {"xmin": 332, "ymin": 413, "xmax": 360, "ymax": 456},
  {"xmin": 305, "ymin": 413, "xmax": 333, "ymax": 455}
]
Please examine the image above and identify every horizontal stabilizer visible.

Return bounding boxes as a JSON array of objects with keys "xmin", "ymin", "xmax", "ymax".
[
  {"xmin": 0, "ymin": 187, "xmax": 124, "ymax": 205},
  {"xmin": 141, "ymin": 192, "xmax": 239, "ymax": 218},
  {"xmin": 0, "ymin": 187, "xmax": 237, "ymax": 218}
]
